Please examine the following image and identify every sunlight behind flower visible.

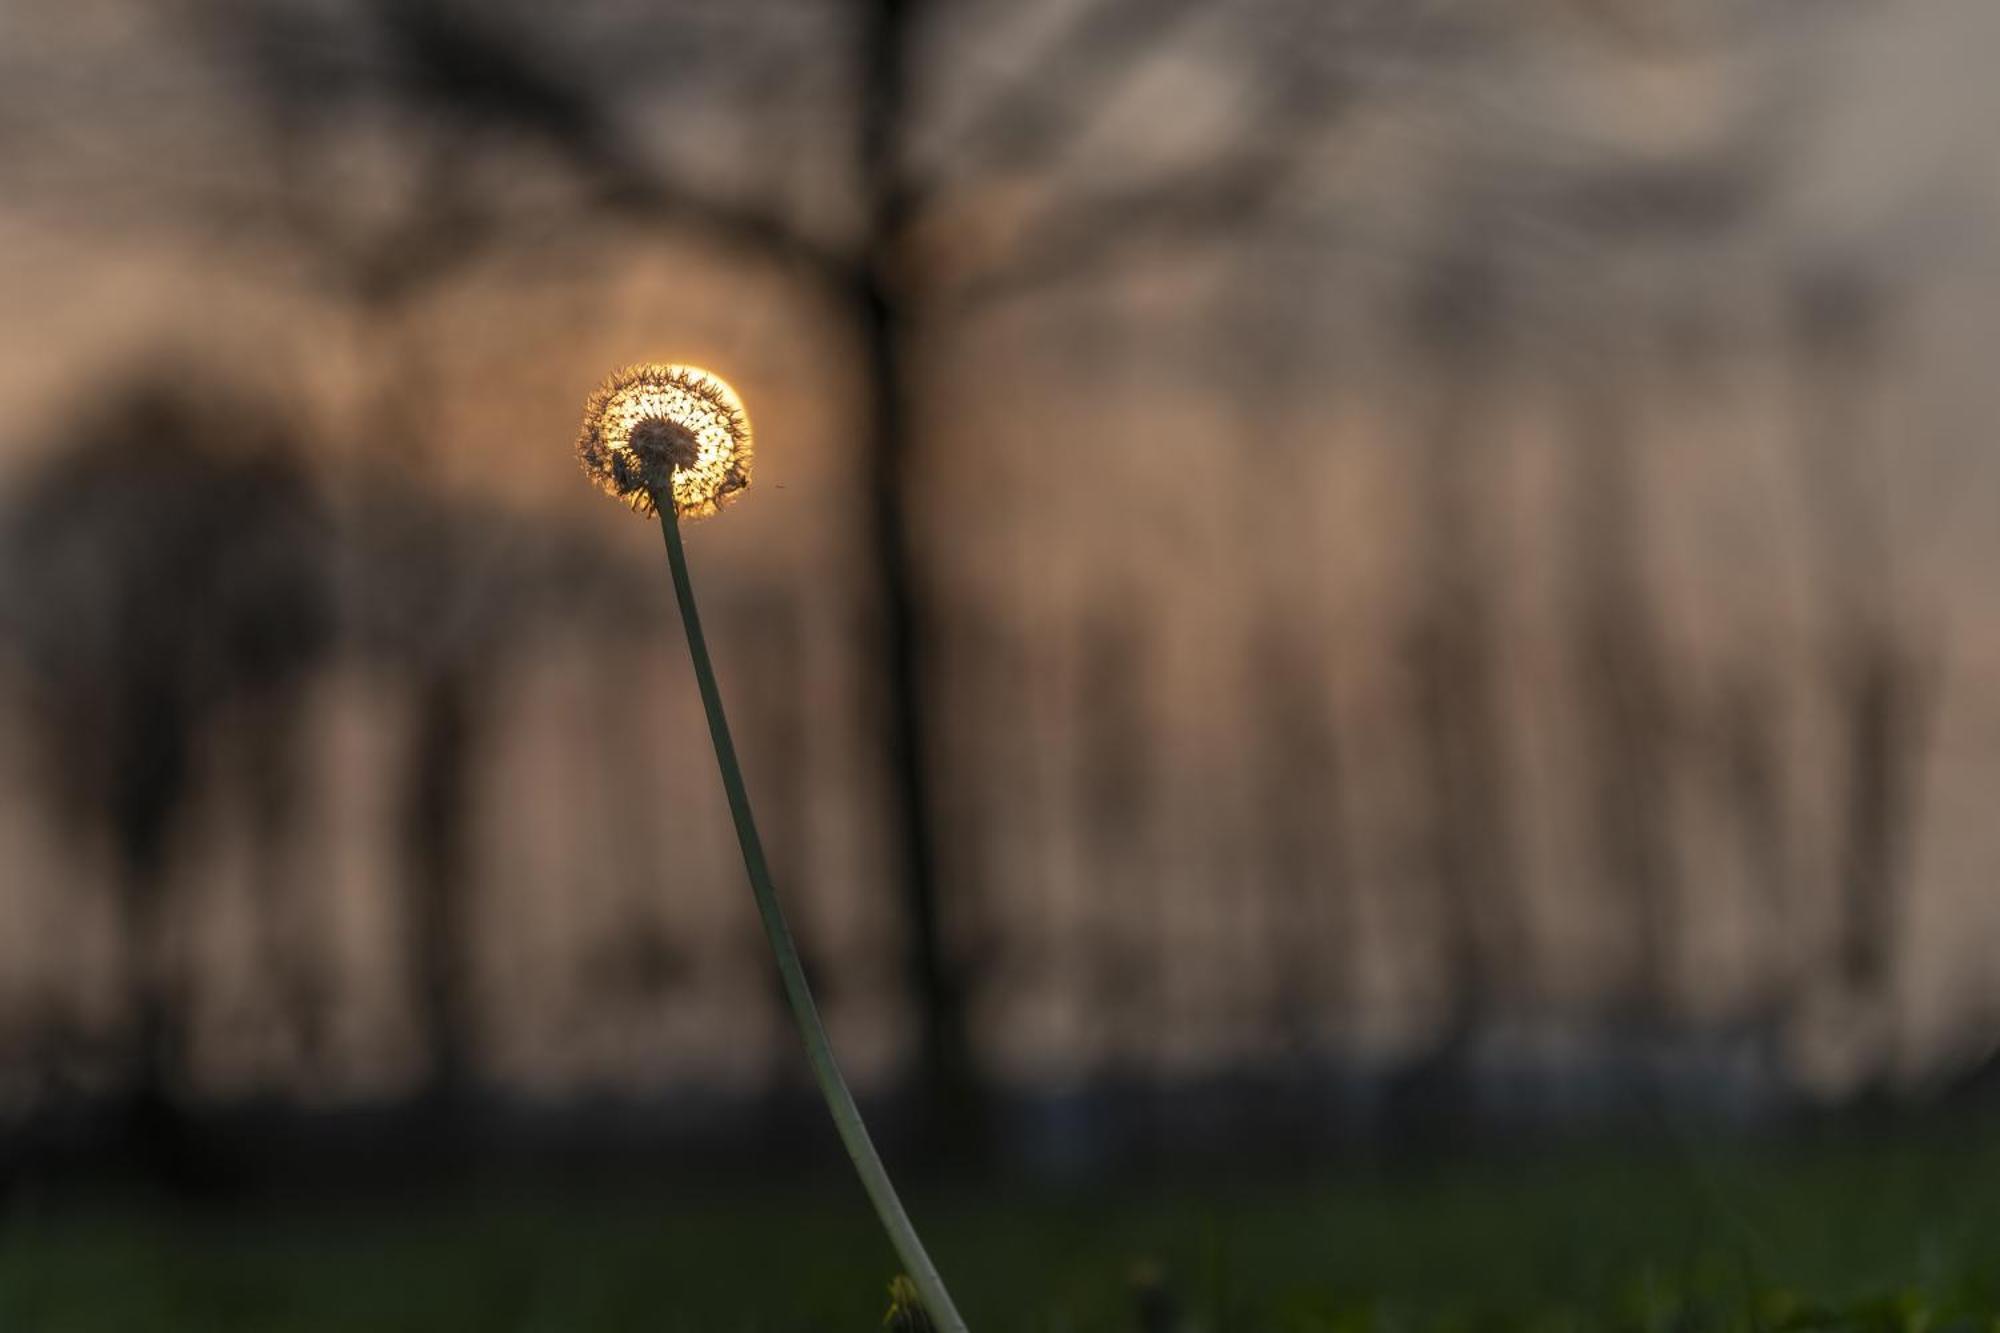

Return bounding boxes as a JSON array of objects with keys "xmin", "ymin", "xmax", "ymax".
[{"xmin": 577, "ymin": 363, "xmax": 752, "ymax": 519}]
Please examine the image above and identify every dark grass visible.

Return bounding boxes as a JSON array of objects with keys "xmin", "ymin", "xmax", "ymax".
[{"xmin": 3, "ymin": 1120, "xmax": 1999, "ymax": 1332}]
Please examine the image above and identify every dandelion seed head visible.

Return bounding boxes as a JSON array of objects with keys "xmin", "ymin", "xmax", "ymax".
[{"xmin": 577, "ymin": 363, "xmax": 752, "ymax": 519}]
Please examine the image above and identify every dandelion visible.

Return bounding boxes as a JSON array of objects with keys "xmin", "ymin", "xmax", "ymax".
[
  {"xmin": 577, "ymin": 365, "xmax": 969, "ymax": 1333},
  {"xmin": 576, "ymin": 363, "xmax": 751, "ymax": 518}
]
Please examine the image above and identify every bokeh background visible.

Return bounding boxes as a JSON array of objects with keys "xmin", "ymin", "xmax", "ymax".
[{"xmin": 2, "ymin": 1, "xmax": 1999, "ymax": 1327}]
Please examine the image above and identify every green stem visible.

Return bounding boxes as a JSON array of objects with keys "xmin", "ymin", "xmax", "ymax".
[{"xmin": 657, "ymin": 505, "xmax": 970, "ymax": 1333}]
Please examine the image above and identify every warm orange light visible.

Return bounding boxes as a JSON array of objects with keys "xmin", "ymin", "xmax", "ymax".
[{"xmin": 576, "ymin": 363, "xmax": 752, "ymax": 519}]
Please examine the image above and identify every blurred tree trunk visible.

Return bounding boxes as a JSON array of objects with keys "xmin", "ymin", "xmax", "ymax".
[
  {"xmin": 1789, "ymin": 274, "xmax": 1932, "ymax": 1061},
  {"xmin": 1388, "ymin": 254, "xmax": 1526, "ymax": 1142},
  {"xmin": 1562, "ymin": 352, "xmax": 1682, "ymax": 1031},
  {"xmin": 238, "ymin": 687, "xmax": 327, "ymax": 1076},
  {"xmin": 1247, "ymin": 614, "xmax": 1351, "ymax": 1061},
  {"xmin": 1076, "ymin": 596, "xmax": 1162, "ymax": 1105},
  {"xmin": 1223, "ymin": 253, "xmax": 1352, "ymax": 1078},
  {"xmin": 1247, "ymin": 610, "xmax": 1354, "ymax": 1160},
  {"xmin": 856, "ymin": 0, "xmax": 982, "ymax": 1155},
  {"xmin": 115, "ymin": 861, "xmax": 192, "ymax": 1184},
  {"xmin": 1713, "ymin": 668, "xmax": 1796, "ymax": 1020},
  {"xmin": 405, "ymin": 661, "xmax": 485, "ymax": 1129}
]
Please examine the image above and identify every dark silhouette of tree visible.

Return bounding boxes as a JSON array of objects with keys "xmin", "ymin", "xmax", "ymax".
[
  {"xmin": 1379, "ymin": 250, "xmax": 1531, "ymax": 1142},
  {"xmin": 1711, "ymin": 665, "xmax": 1798, "ymax": 1027},
  {"xmin": 1245, "ymin": 613, "xmax": 1352, "ymax": 1061},
  {"xmin": 0, "ymin": 375, "xmax": 655, "ymax": 1162},
  {"xmin": 1787, "ymin": 270, "xmax": 1934, "ymax": 1071},
  {"xmin": 1074, "ymin": 594, "xmax": 1164, "ymax": 1087},
  {"xmin": 1560, "ymin": 349, "xmax": 1684, "ymax": 1030},
  {"xmin": 2, "ymin": 375, "xmax": 333, "ymax": 1184}
]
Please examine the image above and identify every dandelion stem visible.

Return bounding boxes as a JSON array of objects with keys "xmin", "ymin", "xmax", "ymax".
[{"xmin": 656, "ymin": 504, "xmax": 970, "ymax": 1333}]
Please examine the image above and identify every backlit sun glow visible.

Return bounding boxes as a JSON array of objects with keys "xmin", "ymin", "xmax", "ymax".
[{"xmin": 577, "ymin": 363, "xmax": 752, "ymax": 519}]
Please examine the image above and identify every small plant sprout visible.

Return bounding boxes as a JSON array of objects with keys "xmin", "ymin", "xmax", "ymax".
[
  {"xmin": 576, "ymin": 363, "xmax": 970, "ymax": 1333},
  {"xmin": 884, "ymin": 1274, "xmax": 940, "ymax": 1333}
]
